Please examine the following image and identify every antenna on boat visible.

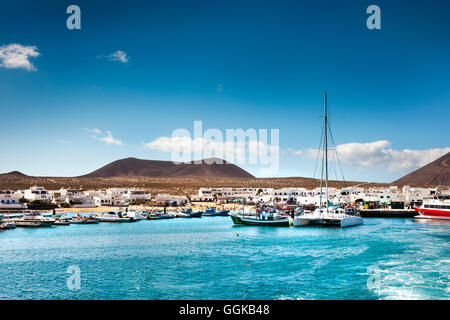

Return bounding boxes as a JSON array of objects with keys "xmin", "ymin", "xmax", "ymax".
[{"xmin": 319, "ymin": 91, "xmax": 329, "ymax": 211}]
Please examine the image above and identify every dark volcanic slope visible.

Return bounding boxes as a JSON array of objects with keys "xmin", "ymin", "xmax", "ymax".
[
  {"xmin": 81, "ymin": 157, "xmax": 255, "ymax": 178},
  {"xmin": 394, "ymin": 152, "xmax": 450, "ymax": 186},
  {"xmin": 0, "ymin": 171, "xmax": 29, "ymax": 179}
]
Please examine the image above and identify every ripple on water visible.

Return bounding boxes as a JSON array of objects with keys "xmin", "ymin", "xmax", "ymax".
[{"xmin": 0, "ymin": 217, "xmax": 448, "ymax": 299}]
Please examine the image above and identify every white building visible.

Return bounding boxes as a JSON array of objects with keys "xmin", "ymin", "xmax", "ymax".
[
  {"xmin": 0, "ymin": 190, "xmax": 26, "ymax": 209},
  {"xmin": 198, "ymin": 187, "xmax": 262, "ymax": 201},
  {"xmin": 23, "ymin": 186, "xmax": 52, "ymax": 202},
  {"xmin": 122, "ymin": 189, "xmax": 151, "ymax": 203},
  {"xmin": 93, "ymin": 190, "xmax": 123, "ymax": 206},
  {"xmin": 155, "ymin": 194, "xmax": 188, "ymax": 206}
]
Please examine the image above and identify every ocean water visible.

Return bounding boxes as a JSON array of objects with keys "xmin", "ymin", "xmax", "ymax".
[{"xmin": 0, "ymin": 216, "xmax": 448, "ymax": 300}]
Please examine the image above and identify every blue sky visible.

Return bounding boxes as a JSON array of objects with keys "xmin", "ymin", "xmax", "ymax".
[{"xmin": 0, "ymin": 0, "xmax": 449, "ymax": 182}]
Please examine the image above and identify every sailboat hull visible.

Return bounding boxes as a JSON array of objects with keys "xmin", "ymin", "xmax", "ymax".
[
  {"xmin": 316, "ymin": 216, "xmax": 363, "ymax": 228},
  {"xmin": 290, "ymin": 215, "xmax": 363, "ymax": 228}
]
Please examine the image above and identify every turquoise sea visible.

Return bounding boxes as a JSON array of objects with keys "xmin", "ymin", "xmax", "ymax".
[{"xmin": 0, "ymin": 216, "xmax": 448, "ymax": 300}]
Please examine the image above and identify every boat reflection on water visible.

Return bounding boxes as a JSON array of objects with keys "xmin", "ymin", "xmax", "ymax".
[{"xmin": 414, "ymin": 217, "xmax": 450, "ymax": 224}]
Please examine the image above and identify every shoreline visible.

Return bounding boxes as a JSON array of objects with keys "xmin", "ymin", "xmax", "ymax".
[{"xmin": 43, "ymin": 202, "xmax": 249, "ymax": 214}]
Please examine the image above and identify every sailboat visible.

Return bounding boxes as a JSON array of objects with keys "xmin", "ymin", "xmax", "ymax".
[{"xmin": 290, "ymin": 92, "xmax": 363, "ymax": 228}]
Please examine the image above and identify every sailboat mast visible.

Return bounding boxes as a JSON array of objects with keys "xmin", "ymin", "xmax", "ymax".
[{"xmin": 324, "ymin": 92, "xmax": 329, "ymax": 210}]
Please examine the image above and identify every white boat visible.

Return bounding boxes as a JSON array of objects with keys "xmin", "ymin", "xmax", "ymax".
[
  {"xmin": 14, "ymin": 212, "xmax": 55, "ymax": 228},
  {"xmin": 97, "ymin": 211, "xmax": 131, "ymax": 223},
  {"xmin": 70, "ymin": 214, "xmax": 99, "ymax": 224},
  {"xmin": 54, "ymin": 217, "xmax": 71, "ymax": 226},
  {"xmin": 170, "ymin": 212, "xmax": 190, "ymax": 218},
  {"xmin": 290, "ymin": 92, "xmax": 362, "ymax": 228},
  {"xmin": 139, "ymin": 210, "xmax": 149, "ymax": 219},
  {"xmin": 124, "ymin": 210, "xmax": 142, "ymax": 221},
  {"xmin": 0, "ymin": 216, "xmax": 16, "ymax": 230},
  {"xmin": 291, "ymin": 208, "xmax": 362, "ymax": 227}
]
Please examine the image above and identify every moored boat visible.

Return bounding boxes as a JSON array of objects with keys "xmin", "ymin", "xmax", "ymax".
[
  {"xmin": 0, "ymin": 219, "xmax": 16, "ymax": 230},
  {"xmin": 230, "ymin": 211, "xmax": 290, "ymax": 226},
  {"xmin": 14, "ymin": 212, "xmax": 54, "ymax": 228},
  {"xmin": 203, "ymin": 207, "xmax": 217, "ymax": 216},
  {"xmin": 187, "ymin": 211, "xmax": 203, "ymax": 218},
  {"xmin": 70, "ymin": 214, "xmax": 99, "ymax": 224},
  {"xmin": 290, "ymin": 92, "xmax": 362, "ymax": 228},
  {"xmin": 97, "ymin": 211, "xmax": 132, "ymax": 222},
  {"xmin": 148, "ymin": 211, "xmax": 174, "ymax": 220},
  {"xmin": 170, "ymin": 212, "xmax": 190, "ymax": 218},
  {"xmin": 204, "ymin": 207, "xmax": 230, "ymax": 216},
  {"xmin": 414, "ymin": 195, "xmax": 450, "ymax": 220},
  {"xmin": 124, "ymin": 210, "xmax": 142, "ymax": 221},
  {"xmin": 54, "ymin": 217, "xmax": 71, "ymax": 226},
  {"xmin": 182, "ymin": 208, "xmax": 203, "ymax": 218}
]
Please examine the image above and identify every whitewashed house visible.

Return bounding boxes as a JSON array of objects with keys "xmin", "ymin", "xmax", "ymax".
[
  {"xmin": 23, "ymin": 186, "xmax": 52, "ymax": 202},
  {"xmin": 122, "ymin": 189, "xmax": 151, "ymax": 203},
  {"xmin": 0, "ymin": 190, "xmax": 26, "ymax": 209},
  {"xmin": 155, "ymin": 194, "xmax": 188, "ymax": 206}
]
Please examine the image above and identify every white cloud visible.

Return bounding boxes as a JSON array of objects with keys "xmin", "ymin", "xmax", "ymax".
[
  {"xmin": 98, "ymin": 50, "xmax": 129, "ymax": 63},
  {"xmin": 84, "ymin": 128, "xmax": 123, "ymax": 146},
  {"xmin": 289, "ymin": 140, "xmax": 450, "ymax": 172},
  {"xmin": 84, "ymin": 128, "xmax": 102, "ymax": 135},
  {"xmin": 99, "ymin": 130, "xmax": 123, "ymax": 145},
  {"xmin": 287, "ymin": 148, "xmax": 302, "ymax": 156},
  {"xmin": 0, "ymin": 43, "xmax": 40, "ymax": 71}
]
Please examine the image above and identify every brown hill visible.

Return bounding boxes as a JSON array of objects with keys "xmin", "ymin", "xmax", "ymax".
[
  {"xmin": 394, "ymin": 152, "xmax": 450, "ymax": 186},
  {"xmin": 81, "ymin": 157, "xmax": 255, "ymax": 178},
  {"xmin": 0, "ymin": 171, "xmax": 29, "ymax": 179}
]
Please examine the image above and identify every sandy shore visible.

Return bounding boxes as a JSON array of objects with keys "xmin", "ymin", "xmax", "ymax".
[{"xmin": 47, "ymin": 202, "xmax": 248, "ymax": 214}]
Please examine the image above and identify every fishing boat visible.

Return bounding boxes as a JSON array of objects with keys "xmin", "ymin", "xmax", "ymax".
[
  {"xmin": 70, "ymin": 214, "xmax": 99, "ymax": 224},
  {"xmin": 230, "ymin": 211, "xmax": 290, "ymax": 226},
  {"xmin": 14, "ymin": 212, "xmax": 54, "ymax": 228},
  {"xmin": 290, "ymin": 92, "xmax": 363, "ymax": 228},
  {"xmin": 203, "ymin": 207, "xmax": 217, "ymax": 216},
  {"xmin": 96, "ymin": 211, "xmax": 131, "ymax": 223},
  {"xmin": 216, "ymin": 210, "xmax": 230, "ymax": 216},
  {"xmin": 229, "ymin": 200, "xmax": 289, "ymax": 226},
  {"xmin": 54, "ymin": 217, "xmax": 71, "ymax": 226},
  {"xmin": 182, "ymin": 208, "xmax": 203, "ymax": 218},
  {"xmin": 170, "ymin": 211, "xmax": 190, "ymax": 218},
  {"xmin": 203, "ymin": 207, "xmax": 230, "ymax": 216},
  {"xmin": 148, "ymin": 211, "xmax": 173, "ymax": 220},
  {"xmin": 414, "ymin": 195, "xmax": 450, "ymax": 220}
]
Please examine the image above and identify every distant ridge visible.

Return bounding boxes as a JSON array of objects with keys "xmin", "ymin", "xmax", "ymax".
[
  {"xmin": 0, "ymin": 171, "xmax": 29, "ymax": 178},
  {"xmin": 394, "ymin": 152, "xmax": 450, "ymax": 186},
  {"xmin": 80, "ymin": 157, "xmax": 255, "ymax": 178}
]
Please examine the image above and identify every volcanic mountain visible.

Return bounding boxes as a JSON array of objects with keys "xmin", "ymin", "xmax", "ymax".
[
  {"xmin": 394, "ymin": 152, "xmax": 450, "ymax": 186},
  {"xmin": 81, "ymin": 157, "xmax": 255, "ymax": 178},
  {"xmin": 0, "ymin": 171, "xmax": 29, "ymax": 179}
]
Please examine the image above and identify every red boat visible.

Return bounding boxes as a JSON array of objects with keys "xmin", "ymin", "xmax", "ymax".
[{"xmin": 414, "ymin": 195, "xmax": 450, "ymax": 220}]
